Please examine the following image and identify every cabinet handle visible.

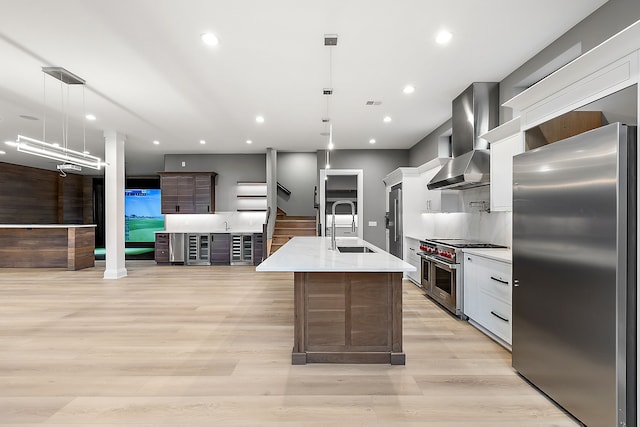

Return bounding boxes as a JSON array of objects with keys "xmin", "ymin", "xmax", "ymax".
[
  {"xmin": 491, "ymin": 311, "xmax": 509, "ymax": 322},
  {"xmin": 490, "ymin": 276, "xmax": 509, "ymax": 285}
]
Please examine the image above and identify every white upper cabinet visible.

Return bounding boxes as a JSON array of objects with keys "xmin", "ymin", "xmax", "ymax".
[
  {"xmin": 490, "ymin": 133, "xmax": 523, "ymax": 212},
  {"xmin": 422, "ymin": 167, "xmax": 459, "ymax": 213},
  {"xmin": 482, "ymin": 118, "xmax": 523, "ymax": 212}
]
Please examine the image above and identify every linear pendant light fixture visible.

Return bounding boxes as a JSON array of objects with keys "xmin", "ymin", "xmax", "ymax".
[
  {"xmin": 10, "ymin": 67, "xmax": 106, "ymax": 170},
  {"xmin": 16, "ymin": 134, "xmax": 104, "ymax": 169}
]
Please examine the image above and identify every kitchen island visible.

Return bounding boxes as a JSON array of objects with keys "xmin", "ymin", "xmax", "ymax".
[
  {"xmin": 0, "ymin": 224, "xmax": 96, "ymax": 270},
  {"xmin": 256, "ymin": 236, "xmax": 415, "ymax": 365}
]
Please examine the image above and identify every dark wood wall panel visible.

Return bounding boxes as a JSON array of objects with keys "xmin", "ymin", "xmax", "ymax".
[
  {"xmin": 82, "ymin": 176, "xmax": 94, "ymax": 224},
  {"xmin": 60, "ymin": 173, "xmax": 84, "ymax": 224},
  {"xmin": 0, "ymin": 162, "xmax": 58, "ymax": 223},
  {"xmin": 0, "ymin": 162, "xmax": 89, "ymax": 224}
]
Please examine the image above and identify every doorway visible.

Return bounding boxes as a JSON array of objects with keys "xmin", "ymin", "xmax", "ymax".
[{"xmin": 319, "ymin": 169, "xmax": 364, "ymax": 239}]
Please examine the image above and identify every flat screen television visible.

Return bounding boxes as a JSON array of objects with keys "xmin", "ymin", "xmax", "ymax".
[{"xmin": 124, "ymin": 189, "xmax": 164, "ymax": 242}]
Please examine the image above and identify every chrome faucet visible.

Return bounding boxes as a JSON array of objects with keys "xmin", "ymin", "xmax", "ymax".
[
  {"xmin": 223, "ymin": 221, "xmax": 230, "ymax": 231},
  {"xmin": 331, "ymin": 200, "xmax": 356, "ymax": 250}
]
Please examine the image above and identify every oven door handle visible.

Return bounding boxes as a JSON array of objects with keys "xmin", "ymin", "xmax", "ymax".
[{"xmin": 420, "ymin": 254, "xmax": 458, "ymax": 270}]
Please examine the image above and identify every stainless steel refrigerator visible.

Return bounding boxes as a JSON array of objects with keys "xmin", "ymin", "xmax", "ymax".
[
  {"xmin": 512, "ymin": 123, "xmax": 636, "ymax": 427},
  {"xmin": 386, "ymin": 185, "xmax": 402, "ymax": 258}
]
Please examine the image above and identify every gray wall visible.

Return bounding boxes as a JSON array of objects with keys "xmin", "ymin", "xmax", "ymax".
[
  {"xmin": 409, "ymin": 119, "xmax": 452, "ymax": 167},
  {"xmin": 317, "ymin": 149, "xmax": 410, "ymax": 249},
  {"xmin": 409, "ymin": 0, "xmax": 640, "ymax": 166},
  {"xmin": 276, "ymin": 152, "xmax": 317, "ymax": 216},
  {"xmin": 164, "ymin": 153, "xmax": 266, "ymax": 212}
]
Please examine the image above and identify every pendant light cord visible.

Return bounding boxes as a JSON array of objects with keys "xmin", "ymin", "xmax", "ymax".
[{"xmin": 42, "ymin": 72, "xmax": 46, "ymax": 142}]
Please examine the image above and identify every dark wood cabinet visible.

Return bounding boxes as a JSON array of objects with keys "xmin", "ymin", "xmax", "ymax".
[
  {"xmin": 160, "ymin": 172, "xmax": 216, "ymax": 214},
  {"xmin": 253, "ymin": 232, "xmax": 264, "ymax": 265},
  {"xmin": 194, "ymin": 174, "xmax": 215, "ymax": 213},
  {"xmin": 155, "ymin": 232, "xmax": 169, "ymax": 263},
  {"xmin": 210, "ymin": 233, "xmax": 231, "ymax": 265}
]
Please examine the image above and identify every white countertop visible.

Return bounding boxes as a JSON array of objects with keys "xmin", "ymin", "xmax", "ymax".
[
  {"xmin": 462, "ymin": 248, "xmax": 512, "ymax": 263},
  {"xmin": 256, "ymin": 236, "xmax": 416, "ymax": 273},
  {"xmin": 0, "ymin": 224, "xmax": 96, "ymax": 228}
]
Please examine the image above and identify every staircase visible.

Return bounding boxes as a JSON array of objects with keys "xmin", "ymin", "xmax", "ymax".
[{"xmin": 270, "ymin": 214, "xmax": 317, "ymax": 255}]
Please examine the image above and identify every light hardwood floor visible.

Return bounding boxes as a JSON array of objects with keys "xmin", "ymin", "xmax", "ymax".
[{"xmin": 0, "ymin": 262, "xmax": 578, "ymax": 426}]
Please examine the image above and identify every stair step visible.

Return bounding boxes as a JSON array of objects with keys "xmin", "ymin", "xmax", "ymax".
[
  {"xmin": 272, "ymin": 236, "xmax": 291, "ymax": 244},
  {"xmin": 273, "ymin": 228, "xmax": 316, "ymax": 237},
  {"xmin": 275, "ymin": 221, "xmax": 316, "ymax": 229},
  {"xmin": 277, "ymin": 215, "xmax": 316, "ymax": 222}
]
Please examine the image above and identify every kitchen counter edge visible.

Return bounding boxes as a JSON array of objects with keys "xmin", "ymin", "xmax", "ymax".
[
  {"xmin": 462, "ymin": 248, "xmax": 512, "ymax": 263},
  {"xmin": 256, "ymin": 236, "xmax": 415, "ymax": 273}
]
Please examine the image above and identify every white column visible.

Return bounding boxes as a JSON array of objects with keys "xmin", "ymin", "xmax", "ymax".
[{"xmin": 103, "ymin": 130, "xmax": 127, "ymax": 279}]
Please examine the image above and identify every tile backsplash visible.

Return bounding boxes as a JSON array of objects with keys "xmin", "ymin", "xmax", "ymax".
[
  {"xmin": 165, "ymin": 211, "xmax": 266, "ymax": 233},
  {"xmin": 413, "ymin": 186, "xmax": 512, "ymax": 247}
]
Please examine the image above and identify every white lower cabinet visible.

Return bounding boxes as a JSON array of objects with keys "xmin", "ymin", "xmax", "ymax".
[
  {"xmin": 463, "ymin": 252, "xmax": 512, "ymax": 347},
  {"xmin": 404, "ymin": 237, "xmax": 421, "ymax": 285}
]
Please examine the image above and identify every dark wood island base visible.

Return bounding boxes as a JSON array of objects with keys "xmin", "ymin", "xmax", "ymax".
[
  {"xmin": 292, "ymin": 271, "xmax": 405, "ymax": 365},
  {"xmin": 0, "ymin": 225, "xmax": 96, "ymax": 270}
]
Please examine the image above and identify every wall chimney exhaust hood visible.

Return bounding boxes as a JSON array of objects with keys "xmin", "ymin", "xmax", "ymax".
[{"xmin": 427, "ymin": 82, "xmax": 498, "ymax": 190}]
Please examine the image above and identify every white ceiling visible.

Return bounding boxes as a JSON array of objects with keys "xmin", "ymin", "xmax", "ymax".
[{"xmin": 0, "ymin": 0, "xmax": 608, "ymax": 175}]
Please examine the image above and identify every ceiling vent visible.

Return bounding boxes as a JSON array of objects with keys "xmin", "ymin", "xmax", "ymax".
[
  {"xmin": 365, "ymin": 101, "xmax": 382, "ymax": 106},
  {"xmin": 324, "ymin": 34, "xmax": 338, "ymax": 46},
  {"xmin": 321, "ymin": 117, "xmax": 330, "ymax": 123},
  {"xmin": 323, "ymin": 88, "xmax": 333, "ymax": 95}
]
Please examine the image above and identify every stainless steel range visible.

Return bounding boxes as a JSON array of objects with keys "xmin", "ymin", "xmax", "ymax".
[{"xmin": 419, "ymin": 238, "xmax": 506, "ymax": 317}]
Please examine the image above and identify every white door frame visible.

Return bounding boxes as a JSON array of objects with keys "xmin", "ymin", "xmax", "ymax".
[{"xmin": 319, "ymin": 168, "xmax": 364, "ymax": 239}]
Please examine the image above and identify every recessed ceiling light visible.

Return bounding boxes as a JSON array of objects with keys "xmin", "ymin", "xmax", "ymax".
[
  {"xmin": 85, "ymin": 114, "xmax": 96, "ymax": 121},
  {"xmin": 369, "ymin": 139, "xmax": 376, "ymax": 144},
  {"xmin": 201, "ymin": 33, "xmax": 219, "ymax": 46},
  {"xmin": 328, "ymin": 142, "xmax": 334, "ymax": 150},
  {"xmin": 403, "ymin": 85, "xmax": 415, "ymax": 94},
  {"xmin": 0, "ymin": 150, "xmax": 5, "ymax": 155},
  {"xmin": 383, "ymin": 116, "xmax": 392, "ymax": 123},
  {"xmin": 255, "ymin": 116, "xmax": 265, "ymax": 123},
  {"xmin": 246, "ymin": 140, "xmax": 253, "ymax": 144},
  {"xmin": 83, "ymin": 150, "xmax": 90, "ymax": 155},
  {"xmin": 52, "ymin": 142, "xmax": 60, "ymax": 147},
  {"xmin": 200, "ymin": 140, "xmax": 206, "ymax": 145},
  {"xmin": 4, "ymin": 141, "xmax": 18, "ymax": 147},
  {"xmin": 436, "ymin": 30, "xmax": 453, "ymax": 45},
  {"xmin": 153, "ymin": 140, "xmax": 160, "ymax": 145}
]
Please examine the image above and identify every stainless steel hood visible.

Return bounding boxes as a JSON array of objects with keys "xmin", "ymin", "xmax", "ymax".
[
  {"xmin": 427, "ymin": 149, "xmax": 490, "ymax": 190},
  {"xmin": 427, "ymin": 82, "xmax": 498, "ymax": 190}
]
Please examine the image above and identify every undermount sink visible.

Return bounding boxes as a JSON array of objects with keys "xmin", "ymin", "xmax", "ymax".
[{"xmin": 337, "ymin": 246, "xmax": 375, "ymax": 253}]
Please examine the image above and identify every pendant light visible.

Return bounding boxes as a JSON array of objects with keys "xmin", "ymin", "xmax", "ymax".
[
  {"xmin": 10, "ymin": 67, "xmax": 105, "ymax": 170},
  {"xmin": 324, "ymin": 34, "xmax": 337, "ymax": 168}
]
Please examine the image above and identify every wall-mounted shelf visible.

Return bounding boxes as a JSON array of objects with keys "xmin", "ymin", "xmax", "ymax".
[{"xmin": 237, "ymin": 181, "xmax": 267, "ymax": 212}]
